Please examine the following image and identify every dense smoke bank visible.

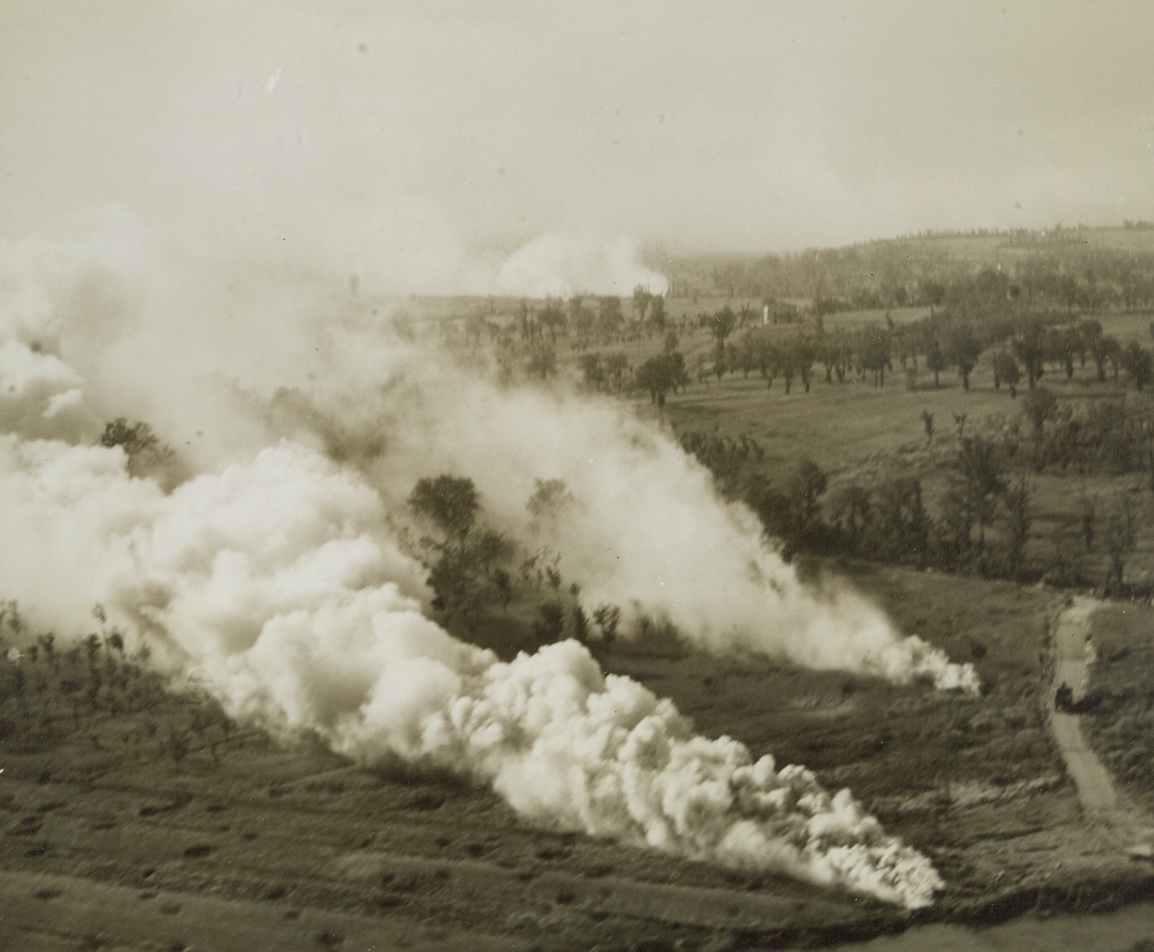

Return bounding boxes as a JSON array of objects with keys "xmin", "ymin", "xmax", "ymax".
[{"xmin": 0, "ymin": 226, "xmax": 974, "ymax": 907}]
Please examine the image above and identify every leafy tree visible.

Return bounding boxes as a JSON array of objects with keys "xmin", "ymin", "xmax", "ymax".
[
  {"xmin": 98, "ymin": 418, "xmax": 175, "ymax": 478},
  {"xmin": 594, "ymin": 298, "xmax": 623, "ymax": 341},
  {"xmin": 527, "ymin": 478, "xmax": 575, "ymax": 520},
  {"xmin": 571, "ymin": 604, "xmax": 590, "ymax": 643},
  {"xmin": 1103, "ymin": 495, "xmax": 1137, "ymax": 592},
  {"xmin": 409, "ymin": 476, "xmax": 513, "ymax": 623},
  {"xmin": 533, "ymin": 600, "xmax": 567, "ymax": 642},
  {"xmin": 829, "ymin": 483, "xmax": 870, "ymax": 553},
  {"xmin": 944, "ymin": 322, "xmax": 982, "ymax": 392},
  {"xmin": 636, "ymin": 352, "xmax": 687, "ymax": 410},
  {"xmin": 422, "ymin": 527, "xmax": 506, "ymax": 621},
  {"xmin": 632, "ymin": 285, "xmax": 653, "ymax": 323},
  {"xmin": 746, "ymin": 478, "xmax": 794, "ymax": 546},
  {"xmin": 1020, "ymin": 387, "xmax": 1059, "ymax": 437},
  {"xmin": 791, "ymin": 337, "xmax": 817, "ymax": 392},
  {"xmin": 1089, "ymin": 333, "xmax": 1122, "ymax": 383},
  {"xmin": 539, "ymin": 297, "xmax": 564, "ymax": 337},
  {"xmin": 592, "ymin": 604, "xmax": 621, "ymax": 644},
  {"xmin": 409, "ymin": 475, "xmax": 480, "ymax": 542},
  {"xmin": 817, "ymin": 330, "xmax": 851, "ymax": 384},
  {"xmin": 710, "ymin": 307, "xmax": 737, "ymax": 346},
  {"xmin": 1002, "ymin": 474, "xmax": 1032, "ymax": 578},
  {"xmin": 944, "ymin": 437, "xmax": 1008, "ymax": 566},
  {"xmin": 870, "ymin": 476, "xmax": 931, "ymax": 564},
  {"xmin": 580, "ymin": 352, "xmax": 605, "ymax": 390},
  {"xmin": 602, "ymin": 353, "xmax": 630, "ymax": 392},
  {"xmin": 1121, "ymin": 341, "xmax": 1154, "ymax": 391},
  {"xmin": 925, "ymin": 342, "xmax": 948, "ymax": 389},
  {"xmin": 920, "ymin": 279, "xmax": 946, "ymax": 316},
  {"xmin": 992, "ymin": 350, "xmax": 1022, "ymax": 398},
  {"xmin": 525, "ymin": 343, "xmax": 557, "ymax": 379},
  {"xmin": 1044, "ymin": 327, "xmax": 1078, "ymax": 380},
  {"xmin": 1012, "ymin": 320, "xmax": 1046, "ymax": 390},
  {"xmin": 598, "ymin": 296, "xmax": 624, "ymax": 329},
  {"xmin": 858, "ymin": 325, "xmax": 892, "ymax": 387},
  {"xmin": 788, "ymin": 458, "xmax": 828, "ymax": 532},
  {"xmin": 648, "ymin": 295, "xmax": 667, "ymax": 333}
]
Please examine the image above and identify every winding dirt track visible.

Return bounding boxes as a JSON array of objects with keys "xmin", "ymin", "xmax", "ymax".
[{"xmin": 1049, "ymin": 597, "xmax": 1152, "ymax": 848}]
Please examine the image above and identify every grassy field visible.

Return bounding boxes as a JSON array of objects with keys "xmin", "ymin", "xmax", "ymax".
[
  {"xmin": 1083, "ymin": 601, "xmax": 1154, "ymax": 813},
  {"xmin": 631, "ymin": 311, "xmax": 1154, "ymax": 590}
]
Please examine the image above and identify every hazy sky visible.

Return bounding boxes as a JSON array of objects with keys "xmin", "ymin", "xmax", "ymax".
[{"xmin": 3, "ymin": 1, "xmax": 1154, "ymax": 288}]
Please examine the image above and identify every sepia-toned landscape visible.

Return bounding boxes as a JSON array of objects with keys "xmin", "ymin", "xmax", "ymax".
[{"xmin": 5, "ymin": 4, "xmax": 1154, "ymax": 951}]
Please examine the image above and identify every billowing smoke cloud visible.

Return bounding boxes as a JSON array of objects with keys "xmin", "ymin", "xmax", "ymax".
[
  {"xmin": 494, "ymin": 231, "xmax": 669, "ymax": 298},
  {"xmin": 0, "ymin": 436, "xmax": 943, "ymax": 908},
  {"xmin": 252, "ymin": 329, "xmax": 977, "ymax": 692},
  {"xmin": 0, "ymin": 223, "xmax": 972, "ymax": 907}
]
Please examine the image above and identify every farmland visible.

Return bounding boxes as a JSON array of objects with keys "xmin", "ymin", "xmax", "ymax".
[{"xmin": 6, "ymin": 223, "xmax": 1154, "ymax": 950}]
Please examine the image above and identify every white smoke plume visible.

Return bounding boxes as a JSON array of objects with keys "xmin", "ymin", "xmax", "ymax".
[
  {"xmin": 495, "ymin": 231, "xmax": 668, "ymax": 298},
  {"xmin": 251, "ymin": 329, "xmax": 978, "ymax": 693},
  {"xmin": 0, "ymin": 437, "xmax": 943, "ymax": 908},
  {"xmin": 0, "ymin": 224, "xmax": 971, "ymax": 907}
]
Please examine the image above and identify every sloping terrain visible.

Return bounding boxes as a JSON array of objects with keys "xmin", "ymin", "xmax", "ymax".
[{"xmin": 5, "ymin": 567, "xmax": 1154, "ymax": 950}]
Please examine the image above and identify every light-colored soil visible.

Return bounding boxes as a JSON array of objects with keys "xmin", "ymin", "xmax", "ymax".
[{"xmin": 1048, "ymin": 597, "xmax": 1154, "ymax": 849}]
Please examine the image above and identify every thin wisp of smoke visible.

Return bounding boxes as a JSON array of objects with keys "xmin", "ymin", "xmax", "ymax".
[{"xmin": 0, "ymin": 229, "xmax": 972, "ymax": 907}]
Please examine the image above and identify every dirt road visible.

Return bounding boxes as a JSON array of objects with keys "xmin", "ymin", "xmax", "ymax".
[
  {"xmin": 1050, "ymin": 597, "xmax": 1118, "ymax": 816},
  {"xmin": 1049, "ymin": 597, "xmax": 1153, "ymax": 852}
]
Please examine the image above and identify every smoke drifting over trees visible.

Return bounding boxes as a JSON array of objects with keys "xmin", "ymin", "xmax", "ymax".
[{"xmin": 0, "ymin": 224, "xmax": 978, "ymax": 906}]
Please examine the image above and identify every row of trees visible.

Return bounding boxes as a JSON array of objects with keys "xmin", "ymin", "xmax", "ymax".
[
  {"xmin": 607, "ymin": 309, "xmax": 1154, "ymax": 413},
  {"xmin": 511, "ymin": 289, "xmax": 672, "ymax": 350},
  {"xmin": 1011, "ymin": 390, "xmax": 1154, "ymax": 477},
  {"xmin": 680, "ymin": 425, "xmax": 1146, "ymax": 592},
  {"xmin": 708, "ymin": 239, "xmax": 1154, "ymax": 314}
]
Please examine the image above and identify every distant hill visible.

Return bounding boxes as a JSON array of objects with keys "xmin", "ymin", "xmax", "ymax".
[{"xmin": 654, "ymin": 223, "xmax": 1154, "ymax": 310}]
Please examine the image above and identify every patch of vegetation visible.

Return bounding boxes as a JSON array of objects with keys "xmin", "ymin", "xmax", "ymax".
[
  {"xmin": 98, "ymin": 418, "xmax": 177, "ymax": 481},
  {"xmin": 0, "ymin": 601, "xmax": 241, "ymax": 778},
  {"xmin": 1084, "ymin": 603, "xmax": 1154, "ymax": 809}
]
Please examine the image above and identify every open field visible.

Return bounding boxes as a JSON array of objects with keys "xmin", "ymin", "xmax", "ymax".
[
  {"xmin": 1083, "ymin": 601, "xmax": 1154, "ymax": 814},
  {"xmin": 4, "ymin": 561, "xmax": 1154, "ymax": 950},
  {"xmin": 7, "ymin": 272, "xmax": 1154, "ymax": 948},
  {"xmin": 635, "ymin": 312, "xmax": 1154, "ymax": 589},
  {"xmin": 8, "ymin": 0, "xmax": 1154, "ymax": 943}
]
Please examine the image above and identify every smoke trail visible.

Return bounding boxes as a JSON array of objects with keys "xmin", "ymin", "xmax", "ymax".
[
  {"xmin": 242, "ymin": 328, "xmax": 978, "ymax": 693},
  {"xmin": 0, "ymin": 222, "xmax": 974, "ymax": 703},
  {"xmin": 0, "ymin": 227, "xmax": 969, "ymax": 906},
  {"xmin": 0, "ymin": 436, "xmax": 942, "ymax": 908}
]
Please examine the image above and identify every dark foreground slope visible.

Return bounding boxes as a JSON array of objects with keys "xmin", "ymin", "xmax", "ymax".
[{"xmin": 2, "ymin": 565, "xmax": 1151, "ymax": 951}]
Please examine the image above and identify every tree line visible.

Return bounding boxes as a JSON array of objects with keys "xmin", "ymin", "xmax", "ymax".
[
  {"xmin": 679, "ymin": 411, "xmax": 1149, "ymax": 595},
  {"xmin": 706, "ymin": 234, "xmax": 1154, "ymax": 313}
]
